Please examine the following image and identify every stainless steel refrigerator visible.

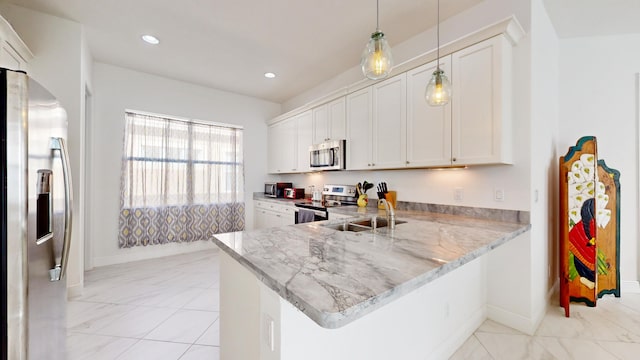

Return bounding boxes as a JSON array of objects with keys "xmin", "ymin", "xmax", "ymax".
[{"xmin": 2, "ymin": 68, "xmax": 72, "ymax": 359}]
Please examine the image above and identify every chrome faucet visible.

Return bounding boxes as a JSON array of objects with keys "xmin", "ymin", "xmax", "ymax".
[{"xmin": 379, "ymin": 198, "xmax": 396, "ymax": 230}]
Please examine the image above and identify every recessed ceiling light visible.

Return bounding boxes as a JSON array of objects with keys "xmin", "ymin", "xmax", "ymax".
[
  {"xmin": 264, "ymin": 72, "xmax": 276, "ymax": 79},
  {"xmin": 141, "ymin": 35, "xmax": 160, "ymax": 45}
]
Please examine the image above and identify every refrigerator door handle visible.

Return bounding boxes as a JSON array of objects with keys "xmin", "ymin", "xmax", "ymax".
[{"xmin": 49, "ymin": 137, "xmax": 73, "ymax": 282}]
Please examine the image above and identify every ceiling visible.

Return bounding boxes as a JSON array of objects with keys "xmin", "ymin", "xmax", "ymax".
[
  {"xmin": 6, "ymin": 0, "xmax": 483, "ymax": 103},
  {"xmin": 6, "ymin": 1, "xmax": 640, "ymax": 104},
  {"xmin": 543, "ymin": 0, "xmax": 640, "ymax": 38}
]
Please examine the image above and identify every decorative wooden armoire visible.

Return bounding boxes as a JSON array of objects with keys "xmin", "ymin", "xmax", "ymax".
[{"xmin": 559, "ymin": 136, "xmax": 620, "ymax": 317}]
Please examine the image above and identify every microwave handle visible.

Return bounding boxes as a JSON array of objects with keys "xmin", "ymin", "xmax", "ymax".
[{"xmin": 330, "ymin": 148, "xmax": 335, "ymax": 166}]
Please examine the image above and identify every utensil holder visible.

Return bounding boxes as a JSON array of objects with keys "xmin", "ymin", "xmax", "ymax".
[{"xmin": 357, "ymin": 194, "xmax": 368, "ymax": 207}]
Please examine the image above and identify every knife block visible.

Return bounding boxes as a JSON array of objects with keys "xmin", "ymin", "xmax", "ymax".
[{"xmin": 378, "ymin": 191, "xmax": 397, "ymax": 209}]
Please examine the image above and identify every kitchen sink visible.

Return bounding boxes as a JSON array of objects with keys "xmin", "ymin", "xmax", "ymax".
[
  {"xmin": 350, "ymin": 217, "xmax": 407, "ymax": 228},
  {"xmin": 322, "ymin": 217, "xmax": 407, "ymax": 232},
  {"xmin": 327, "ymin": 223, "xmax": 373, "ymax": 232}
]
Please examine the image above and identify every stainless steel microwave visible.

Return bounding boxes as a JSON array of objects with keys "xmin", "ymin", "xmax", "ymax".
[{"xmin": 309, "ymin": 139, "xmax": 345, "ymax": 170}]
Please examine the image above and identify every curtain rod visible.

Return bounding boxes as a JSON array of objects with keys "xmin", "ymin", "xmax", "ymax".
[{"xmin": 125, "ymin": 109, "xmax": 244, "ymax": 130}]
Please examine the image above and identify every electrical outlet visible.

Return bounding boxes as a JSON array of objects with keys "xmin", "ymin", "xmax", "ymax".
[
  {"xmin": 454, "ymin": 188, "xmax": 463, "ymax": 201},
  {"xmin": 494, "ymin": 188, "xmax": 504, "ymax": 202}
]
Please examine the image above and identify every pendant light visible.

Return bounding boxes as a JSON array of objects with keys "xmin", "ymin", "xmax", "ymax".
[
  {"xmin": 361, "ymin": 0, "xmax": 393, "ymax": 80},
  {"xmin": 425, "ymin": 0, "xmax": 451, "ymax": 106}
]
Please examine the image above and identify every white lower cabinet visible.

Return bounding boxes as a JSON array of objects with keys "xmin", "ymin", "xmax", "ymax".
[{"xmin": 254, "ymin": 200, "xmax": 296, "ymax": 229}]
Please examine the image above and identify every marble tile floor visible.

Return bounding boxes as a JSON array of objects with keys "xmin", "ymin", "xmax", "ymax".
[
  {"xmin": 68, "ymin": 248, "xmax": 640, "ymax": 359},
  {"xmin": 450, "ymin": 288, "xmax": 640, "ymax": 360},
  {"xmin": 67, "ymin": 249, "xmax": 221, "ymax": 360}
]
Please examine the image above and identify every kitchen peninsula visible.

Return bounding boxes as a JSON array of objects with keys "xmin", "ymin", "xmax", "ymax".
[{"xmin": 212, "ymin": 204, "xmax": 530, "ymax": 360}]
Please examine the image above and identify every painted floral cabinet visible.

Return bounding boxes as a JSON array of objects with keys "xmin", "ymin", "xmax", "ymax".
[{"xmin": 559, "ymin": 136, "xmax": 620, "ymax": 317}]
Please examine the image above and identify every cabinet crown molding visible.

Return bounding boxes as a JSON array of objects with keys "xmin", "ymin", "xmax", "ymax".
[{"xmin": 0, "ymin": 15, "xmax": 34, "ymax": 62}]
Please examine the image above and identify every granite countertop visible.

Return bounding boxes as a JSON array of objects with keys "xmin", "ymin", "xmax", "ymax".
[{"xmin": 212, "ymin": 201, "xmax": 530, "ymax": 329}]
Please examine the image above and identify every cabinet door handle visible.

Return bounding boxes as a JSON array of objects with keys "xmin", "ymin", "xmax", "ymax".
[{"xmin": 452, "ymin": 158, "xmax": 457, "ymax": 162}]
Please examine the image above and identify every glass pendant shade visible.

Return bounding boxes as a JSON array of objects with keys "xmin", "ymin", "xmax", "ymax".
[
  {"xmin": 425, "ymin": 69, "xmax": 451, "ymax": 106},
  {"xmin": 361, "ymin": 31, "xmax": 393, "ymax": 80}
]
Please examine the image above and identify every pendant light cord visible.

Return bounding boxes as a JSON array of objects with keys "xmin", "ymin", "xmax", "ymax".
[
  {"xmin": 436, "ymin": 0, "xmax": 440, "ymax": 69},
  {"xmin": 376, "ymin": 0, "xmax": 380, "ymax": 31}
]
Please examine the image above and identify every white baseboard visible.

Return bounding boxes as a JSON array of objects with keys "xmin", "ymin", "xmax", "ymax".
[
  {"xmin": 487, "ymin": 304, "xmax": 538, "ymax": 336},
  {"xmin": 92, "ymin": 240, "xmax": 218, "ymax": 268},
  {"xmin": 67, "ymin": 282, "xmax": 84, "ymax": 299},
  {"xmin": 622, "ymin": 280, "xmax": 640, "ymax": 294},
  {"xmin": 430, "ymin": 306, "xmax": 486, "ymax": 360}
]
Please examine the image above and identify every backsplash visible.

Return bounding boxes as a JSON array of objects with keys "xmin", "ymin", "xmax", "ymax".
[
  {"xmin": 253, "ymin": 191, "xmax": 529, "ymax": 225},
  {"xmin": 264, "ymin": 164, "xmax": 530, "ymax": 213},
  {"xmin": 395, "ymin": 201, "xmax": 529, "ymax": 224}
]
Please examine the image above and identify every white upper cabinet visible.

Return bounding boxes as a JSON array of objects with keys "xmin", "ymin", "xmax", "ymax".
[
  {"xmin": 296, "ymin": 110, "xmax": 312, "ymax": 172},
  {"xmin": 267, "ymin": 123, "xmax": 279, "ymax": 173},
  {"xmin": 0, "ymin": 16, "xmax": 32, "ymax": 71},
  {"xmin": 312, "ymin": 97, "xmax": 346, "ymax": 144},
  {"xmin": 372, "ymin": 73, "xmax": 406, "ymax": 169},
  {"xmin": 347, "ymin": 74, "xmax": 407, "ymax": 170},
  {"xmin": 406, "ymin": 57, "xmax": 452, "ymax": 167},
  {"xmin": 268, "ymin": 119, "xmax": 287, "ymax": 173},
  {"xmin": 267, "ymin": 110, "xmax": 312, "ymax": 174},
  {"xmin": 312, "ymin": 104, "xmax": 329, "ymax": 144},
  {"xmin": 328, "ymin": 97, "xmax": 346, "ymax": 141},
  {"xmin": 451, "ymin": 35, "xmax": 512, "ymax": 165},
  {"xmin": 346, "ymin": 87, "xmax": 372, "ymax": 170},
  {"xmin": 270, "ymin": 33, "xmax": 515, "ymax": 172}
]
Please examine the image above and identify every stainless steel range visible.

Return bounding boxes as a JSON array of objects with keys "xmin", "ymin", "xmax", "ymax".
[{"xmin": 294, "ymin": 184, "xmax": 357, "ymax": 223}]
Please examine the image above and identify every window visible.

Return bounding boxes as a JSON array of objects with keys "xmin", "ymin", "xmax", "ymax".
[{"xmin": 118, "ymin": 111, "xmax": 245, "ymax": 248}]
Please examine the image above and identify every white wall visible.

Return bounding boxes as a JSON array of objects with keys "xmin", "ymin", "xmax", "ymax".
[
  {"xmin": 558, "ymin": 33, "xmax": 640, "ymax": 287},
  {"xmin": 529, "ymin": 0, "xmax": 559, "ymax": 323},
  {"xmin": 0, "ymin": 4, "xmax": 88, "ymax": 296},
  {"xmin": 90, "ymin": 62, "xmax": 280, "ymax": 267}
]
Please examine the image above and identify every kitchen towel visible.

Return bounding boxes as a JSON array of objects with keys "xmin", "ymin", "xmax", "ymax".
[{"xmin": 297, "ymin": 209, "xmax": 315, "ymax": 223}]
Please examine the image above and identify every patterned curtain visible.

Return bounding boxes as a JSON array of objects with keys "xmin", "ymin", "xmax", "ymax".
[{"xmin": 118, "ymin": 111, "xmax": 245, "ymax": 248}]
